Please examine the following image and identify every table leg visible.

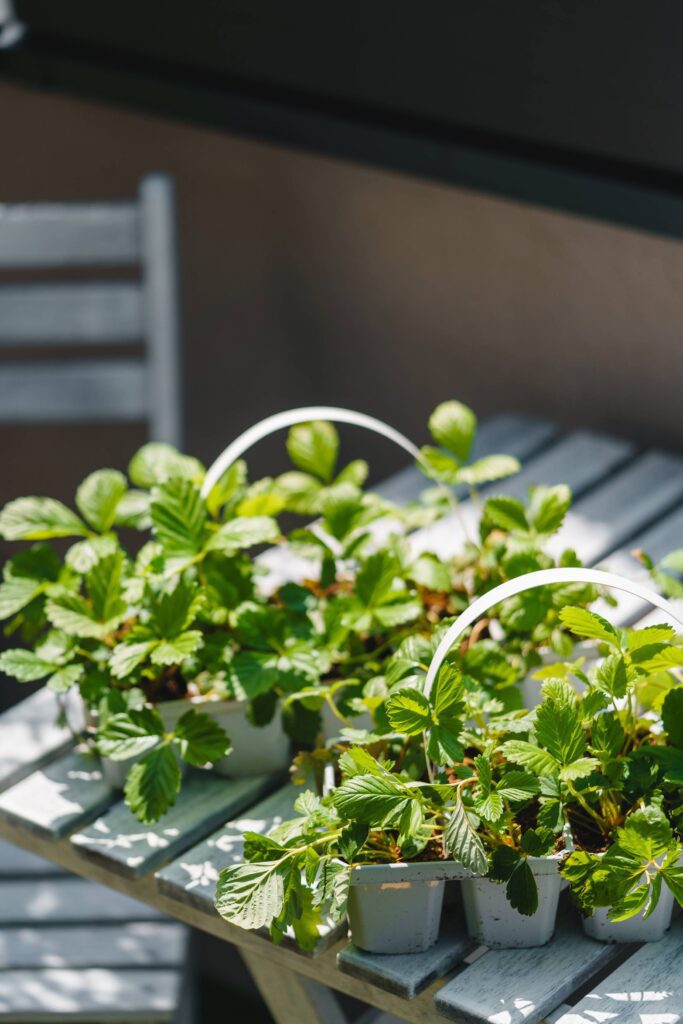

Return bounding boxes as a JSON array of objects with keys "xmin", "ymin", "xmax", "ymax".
[{"xmin": 241, "ymin": 948, "xmax": 348, "ymax": 1024}]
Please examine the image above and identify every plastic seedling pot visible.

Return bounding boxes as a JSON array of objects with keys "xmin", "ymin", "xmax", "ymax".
[
  {"xmin": 581, "ymin": 853, "xmax": 681, "ymax": 944},
  {"xmin": 460, "ymin": 855, "xmax": 564, "ymax": 948},
  {"xmin": 421, "ymin": 567, "xmax": 683, "ymax": 951},
  {"xmin": 346, "ymin": 861, "xmax": 471, "ymax": 955}
]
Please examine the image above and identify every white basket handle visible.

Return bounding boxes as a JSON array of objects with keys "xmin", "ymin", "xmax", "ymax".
[
  {"xmin": 201, "ymin": 406, "xmax": 424, "ymax": 499},
  {"xmin": 424, "ymin": 567, "xmax": 683, "ymax": 701}
]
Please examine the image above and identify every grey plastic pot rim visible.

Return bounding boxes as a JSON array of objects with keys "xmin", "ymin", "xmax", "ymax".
[{"xmin": 346, "ymin": 859, "xmax": 473, "ymax": 885}]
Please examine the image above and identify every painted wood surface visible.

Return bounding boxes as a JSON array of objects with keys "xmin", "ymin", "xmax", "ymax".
[
  {"xmin": 0, "ymin": 748, "xmax": 113, "ymax": 839},
  {"xmin": 338, "ymin": 916, "xmax": 472, "ymax": 998},
  {"xmin": 0, "ymin": 877, "xmax": 164, "ymax": 924},
  {"xmin": 547, "ymin": 450, "xmax": 683, "ymax": 564},
  {"xmin": 72, "ymin": 771, "xmax": 275, "ymax": 878},
  {"xmin": 0, "ymin": 282, "xmax": 143, "ymax": 343},
  {"xmin": 554, "ymin": 918, "xmax": 683, "ymax": 1024},
  {"xmin": 0, "ymin": 921, "xmax": 186, "ymax": 969},
  {"xmin": 433, "ymin": 914, "xmax": 622, "ymax": 1024},
  {"xmin": 0, "ymin": 967, "xmax": 182, "ymax": 1020},
  {"xmin": 0, "ymin": 837, "xmax": 66, "ymax": 876},
  {"xmin": 0, "ymin": 358, "xmax": 147, "ymax": 423},
  {"xmin": 0, "ymin": 688, "xmax": 72, "ymax": 794},
  {"xmin": 0, "ymin": 202, "xmax": 139, "ymax": 268}
]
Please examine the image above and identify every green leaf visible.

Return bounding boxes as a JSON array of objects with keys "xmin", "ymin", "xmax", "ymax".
[
  {"xmin": 558, "ymin": 607, "xmax": 620, "ymax": 647},
  {"xmin": 286, "ymin": 421, "xmax": 339, "ymax": 484},
  {"xmin": 661, "ymin": 865, "xmax": 683, "ymax": 906},
  {"xmin": 476, "ymin": 791, "xmax": 504, "ymax": 822},
  {"xmin": 428, "ymin": 401, "xmax": 476, "ymax": 462},
  {"xmin": 230, "ymin": 650, "xmax": 280, "ymax": 700},
  {"xmin": 128, "ymin": 443, "xmax": 204, "ymax": 489},
  {"xmin": 150, "ymin": 577, "xmax": 202, "ymax": 637},
  {"xmin": 373, "ymin": 596, "xmax": 423, "ymax": 628},
  {"xmin": 662, "ymin": 688, "xmax": 683, "ymax": 749},
  {"xmin": 386, "ymin": 688, "xmax": 432, "ymax": 734},
  {"xmin": 559, "ymin": 757, "xmax": 599, "ymax": 781},
  {"xmin": 75, "ymin": 469, "xmax": 127, "ymax": 532},
  {"xmin": 87, "ymin": 552, "xmax": 126, "ymax": 623},
  {"xmin": 207, "ymin": 516, "xmax": 279, "ymax": 553},
  {"xmin": 0, "ymin": 648, "xmax": 55, "ymax": 682},
  {"xmin": 0, "ymin": 575, "xmax": 45, "ymax": 618},
  {"xmin": 426, "ymin": 723, "xmax": 464, "ymax": 765},
  {"xmin": 110, "ymin": 640, "xmax": 157, "ymax": 678},
  {"xmin": 150, "ymin": 630, "xmax": 203, "ymax": 666},
  {"xmin": 661, "ymin": 549, "xmax": 683, "ymax": 572},
  {"xmin": 483, "ymin": 496, "xmax": 528, "ymax": 533},
  {"xmin": 418, "ymin": 447, "xmax": 461, "ymax": 485},
  {"xmin": 174, "ymin": 709, "xmax": 231, "ymax": 765},
  {"xmin": 98, "ymin": 708, "xmax": 164, "ymax": 761},
  {"xmin": 216, "ymin": 860, "xmax": 285, "ymax": 930},
  {"xmin": 590, "ymin": 713, "xmax": 625, "ymax": 761},
  {"xmin": 408, "ymin": 553, "xmax": 451, "ymax": 592},
  {"xmin": 124, "ymin": 744, "xmax": 182, "ymax": 823},
  {"xmin": 0, "ymin": 497, "xmax": 88, "ymax": 541},
  {"xmin": 150, "ymin": 478, "xmax": 207, "ymax": 564},
  {"xmin": 535, "ymin": 699, "xmax": 586, "ymax": 764},
  {"xmin": 496, "ymin": 770, "xmax": 540, "ymax": 802},
  {"xmin": 627, "ymin": 624, "xmax": 677, "ymax": 651},
  {"xmin": 333, "ymin": 773, "xmax": 414, "ymax": 829},
  {"xmin": 506, "ymin": 858, "xmax": 538, "ymax": 916},
  {"xmin": 355, "ymin": 551, "xmax": 399, "ymax": 608},
  {"xmin": 445, "ymin": 792, "xmax": 488, "ymax": 873},
  {"xmin": 46, "ymin": 664, "xmax": 84, "ymax": 693},
  {"xmin": 113, "ymin": 489, "xmax": 151, "ymax": 530},
  {"xmin": 46, "ymin": 592, "xmax": 115, "ymax": 639},
  {"xmin": 338, "ymin": 822, "xmax": 369, "ymax": 861},
  {"xmin": 456, "ymin": 455, "xmax": 520, "ymax": 486},
  {"xmin": 520, "ymin": 827, "xmax": 554, "ymax": 857},
  {"xmin": 594, "ymin": 654, "xmax": 629, "ymax": 699},
  {"xmin": 432, "ymin": 665, "xmax": 465, "ymax": 719},
  {"xmin": 65, "ymin": 534, "xmax": 119, "ymax": 574},
  {"xmin": 335, "ymin": 460, "xmax": 369, "ymax": 488},
  {"xmin": 236, "ymin": 493, "xmax": 286, "ymax": 517},
  {"xmin": 528, "ymin": 484, "xmax": 572, "ymax": 535},
  {"xmin": 502, "ymin": 741, "xmax": 560, "ymax": 777},
  {"xmin": 617, "ymin": 807, "xmax": 675, "ymax": 862},
  {"xmin": 338, "ymin": 746, "xmax": 392, "ymax": 778}
]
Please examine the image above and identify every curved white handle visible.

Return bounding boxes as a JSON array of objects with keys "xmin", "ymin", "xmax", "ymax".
[
  {"xmin": 201, "ymin": 406, "xmax": 423, "ymax": 499},
  {"xmin": 424, "ymin": 567, "xmax": 683, "ymax": 700}
]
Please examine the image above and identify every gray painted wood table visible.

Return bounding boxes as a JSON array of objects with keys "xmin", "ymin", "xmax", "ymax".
[{"xmin": 0, "ymin": 415, "xmax": 682, "ymax": 1024}]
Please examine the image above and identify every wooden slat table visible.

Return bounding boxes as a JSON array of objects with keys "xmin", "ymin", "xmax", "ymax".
[{"xmin": 1, "ymin": 415, "xmax": 682, "ymax": 1024}]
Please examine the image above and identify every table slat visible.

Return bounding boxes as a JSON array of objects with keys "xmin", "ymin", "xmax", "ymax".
[
  {"xmin": 0, "ymin": 967, "xmax": 181, "ymax": 1021},
  {"xmin": 433, "ymin": 914, "xmax": 622, "ymax": 1024},
  {"xmin": 0, "ymin": 689, "xmax": 72, "ymax": 794},
  {"xmin": 0, "ymin": 837, "xmax": 66, "ymax": 876},
  {"xmin": 0, "ymin": 877, "xmax": 163, "ymax": 925},
  {"xmin": 71, "ymin": 771, "xmax": 275, "ymax": 878},
  {"xmin": 0, "ymin": 749, "xmax": 113, "ymax": 840},
  {"xmin": 338, "ymin": 916, "xmax": 472, "ymax": 999},
  {"xmin": 0, "ymin": 921, "xmax": 186, "ymax": 969},
  {"xmin": 553, "ymin": 918, "xmax": 683, "ymax": 1024}
]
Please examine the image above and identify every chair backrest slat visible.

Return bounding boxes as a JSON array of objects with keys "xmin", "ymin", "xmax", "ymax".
[
  {"xmin": 0, "ymin": 283, "xmax": 143, "ymax": 344},
  {"xmin": 0, "ymin": 203, "xmax": 139, "ymax": 268},
  {"xmin": 0, "ymin": 359, "xmax": 147, "ymax": 422},
  {"xmin": 0, "ymin": 177, "xmax": 181, "ymax": 444}
]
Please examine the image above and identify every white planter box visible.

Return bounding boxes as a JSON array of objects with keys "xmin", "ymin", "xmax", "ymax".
[
  {"xmin": 346, "ymin": 860, "xmax": 471, "ymax": 954},
  {"xmin": 461, "ymin": 856, "xmax": 564, "ymax": 948},
  {"xmin": 100, "ymin": 697, "xmax": 291, "ymax": 790},
  {"xmin": 582, "ymin": 886, "xmax": 674, "ymax": 943}
]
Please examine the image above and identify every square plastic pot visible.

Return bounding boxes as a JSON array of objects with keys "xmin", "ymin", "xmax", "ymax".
[
  {"xmin": 99, "ymin": 697, "xmax": 290, "ymax": 790},
  {"xmin": 346, "ymin": 860, "xmax": 471, "ymax": 955},
  {"xmin": 582, "ymin": 886, "xmax": 675, "ymax": 943},
  {"xmin": 460, "ymin": 856, "xmax": 564, "ymax": 948}
]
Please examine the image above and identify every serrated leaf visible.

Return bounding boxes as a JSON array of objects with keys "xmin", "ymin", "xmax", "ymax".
[
  {"xmin": 662, "ymin": 688, "xmax": 683, "ymax": 749},
  {"xmin": 559, "ymin": 757, "xmax": 599, "ymax": 781},
  {"xmin": 427, "ymin": 723, "xmax": 464, "ymax": 765},
  {"xmin": 332, "ymin": 773, "xmax": 413, "ymax": 828},
  {"xmin": 75, "ymin": 469, "xmax": 127, "ymax": 532},
  {"xmin": 150, "ymin": 478, "xmax": 207, "ymax": 564},
  {"xmin": 129, "ymin": 443, "xmax": 204, "ymax": 489},
  {"xmin": 236, "ymin": 493, "xmax": 286, "ymax": 517},
  {"xmin": 559, "ymin": 607, "xmax": 620, "ymax": 647},
  {"xmin": 114, "ymin": 490, "xmax": 151, "ymax": 530},
  {"xmin": 0, "ymin": 648, "xmax": 55, "ymax": 682},
  {"xmin": 502, "ymin": 740, "xmax": 560, "ymax": 777},
  {"xmin": 506, "ymin": 858, "xmax": 538, "ymax": 916},
  {"xmin": 428, "ymin": 400, "xmax": 476, "ymax": 462},
  {"xmin": 476, "ymin": 791, "xmax": 504, "ymax": 822},
  {"xmin": 445, "ymin": 792, "xmax": 488, "ymax": 873},
  {"xmin": 594, "ymin": 654, "xmax": 629, "ymax": 699},
  {"xmin": 150, "ymin": 630, "xmax": 203, "ymax": 666},
  {"xmin": 338, "ymin": 822, "xmax": 369, "ymax": 861},
  {"xmin": 483, "ymin": 496, "xmax": 528, "ymax": 533},
  {"xmin": 0, "ymin": 575, "xmax": 45, "ymax": 618},
  {"xmin": 355, "ymin": 551, "xmax": 399, "ymax": 608},
  {"xmin": 98, "ymin": 708, "xmax": 164, "ymax": 760},
  {"xmin": 497, "ymin": 770, "xmax": 540, "ymax": 802},
  {"xmin": 528, "ymin": 484, "xmax": 572, "ymax": 535},
  {"xmin": 408, "ymin": 553, "xmax": 451, "ymax": 592},
  {"xmin": 124, "ymin": 743, "xmax": 182, "ymax": 823},
  {"xmin": 87, "ymin": 552, "xmax": 126, "ymax": 623},
  {"xmin": 216, "ymin": 860, "xmax": 285, "ymax": 930},
  {"xmin": 207, "ymin": 516, "xmax": 279, "ymax": 553},
  {"xmin": 287, "ymin": 421, "xmax": 339, "ymax": 484},
  {"xmin": 457, "ymin": 454, "xmax": 520, "ymax": 486},
  {"xmin": 373, "ymin": 596, "xmax": 423, "ymax": 628},
  {"xmin": 0, "ymin": 497, "xmax": 88, "ymax": 541},
  {"xmin": 174, "ymin": 708, "xmax": 231, "ymax": 765},
  {"xmin": 46, "ymin": 592, "xmax": 115, "ymax": 639},
  {"xmin": 520, "ymin": 827, "xmax": 554, "ymax": 857},
  {"xmin": 418, "ymin": 446, "xmax": 461, "ymax": 485},
  {"xmin": 46, "ymin": 664, "xmax": 84, "ymax": 693},
  {"xmin": 535, "ymin": 699, "xmax": 585, "ymax": 764},
  {"xmin": 65, "ymin": 534, "xmax": 118, "ymax": 574},
  {"xmin": 110, "ymin": 640, "xmax": 157, "ymax": 678},
  {"xmin": 230, "ymin": 650, "xmax": 280, "ymax": 699},
  {"xmin": 627, "ymin": 624, "xmax": 677, "ymax": 651},
  {"xmin": 386, "ymin": 688, "xmax": 432, "ymax": 734}
]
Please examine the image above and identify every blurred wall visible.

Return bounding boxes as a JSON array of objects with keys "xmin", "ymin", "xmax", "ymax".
[{"xmin": 1, "ymin": 76, "xmax": 683, "ymax": 508}]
